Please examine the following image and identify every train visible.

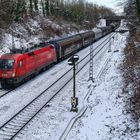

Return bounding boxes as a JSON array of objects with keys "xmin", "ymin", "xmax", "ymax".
[{"xmin": 0, "ymin": 24, "xmax": 117, "ymax": 88}]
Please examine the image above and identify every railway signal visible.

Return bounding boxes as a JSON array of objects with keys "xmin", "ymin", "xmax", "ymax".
[{"xmin": 68, "ymin": 55, "xmax": 79, "ymax": 112}]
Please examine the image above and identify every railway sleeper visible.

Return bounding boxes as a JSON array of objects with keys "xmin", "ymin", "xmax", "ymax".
[
  {"xmin": 6, "ymin": 122, "xmax": 21, "ymax": 128},
  {"xmin": 19, "ymin": 111, "xmax": 38, "ymax": 117},
  {"xmin": 3, "ymin": 125, "xmax": 21, "ymax": 131},
  {"xmin": 19, "ymin": 109, "xmax": 36, "ymax": 114},
  {"xmin": 24, "ymin": 105, "xmax": 41, "ymax": 111},
  {"xmin": 15, "ymin": 111, "xmax": 36, "ymax": 117},
  {"xmin": 36, "ymin": 96, "xmax": 47, "ymax": 102},
  {"xmin": 1, "ymin": 126, "xmax": 18, "ymax": 133},
  {"xmin": 28, "ymin": 105, "xmax": 43, "ymax": 111},
  {"xmin": 12, "ymin": 117, "xmax": 32, "ymax": 124},
  {"xmin": 17, "ymin": 110, "xmax": 43, "ymax": 121},
  {"xmin": 26, "ymin": 101, "xmax": 42, "ymax": 108},
  {"xmin": 13, "ymin": 117, "xmax": 33, "ymax": 123},
  {"xmin": 25, "ymin": 106, "xmax": 42, "ymax": 113},
  {"xmin": 33, "ymin": 96, "xmax": 46, "ymax": 102},
  {"xmin": 31, "ymin": 101, "xmax": 45, "ymax": 107},
  {"xmin": 15, "ymin": 115, "xmax": 33, "ymax": 121},
  {"xmin": 20, "ymin": 106, "xmax": 37, "ymax": 114},
  {"xmin": 18, "ymin": 111, "xmax": 38, "ymax": 117},
  {"xmin": 8, "ymin": 121, "xmax": 25, "ymax": 127},
  {"xmin": 0, "ymin": 129, "xmax": 15, "ymax": 135},
  {"xmin": 36, "ymin": 99, "xmax": 49, "ymax": 105}
]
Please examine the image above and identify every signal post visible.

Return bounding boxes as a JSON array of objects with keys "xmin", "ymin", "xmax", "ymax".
[{"xmin": 68, "ymin": 55, "xmax": 79, "ymax": 112}]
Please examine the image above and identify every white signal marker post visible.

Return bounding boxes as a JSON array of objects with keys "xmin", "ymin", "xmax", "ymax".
[{"xmin": 68, "ymin": 55, "xmax": 79, "ymax": 112}]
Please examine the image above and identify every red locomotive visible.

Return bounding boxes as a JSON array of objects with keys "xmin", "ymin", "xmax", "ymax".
[{"xmin": 0, "ymin": 43, "xmax": 57, "ymax": 88}]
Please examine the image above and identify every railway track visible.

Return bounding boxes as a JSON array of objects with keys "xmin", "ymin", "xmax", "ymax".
[{"xmin": 0, "ymin": 33, "xmax": 115, "ymax": 140}]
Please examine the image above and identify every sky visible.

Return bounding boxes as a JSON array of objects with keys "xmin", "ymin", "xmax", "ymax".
[{"xmin": 87, "ymin": 0, "xmax": 124, "ymax": 15}]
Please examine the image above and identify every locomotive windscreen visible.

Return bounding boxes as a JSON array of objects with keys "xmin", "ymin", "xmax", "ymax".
[{"xmin": 0, "ymin": 59, "xmax": 15, "ymax": 70}]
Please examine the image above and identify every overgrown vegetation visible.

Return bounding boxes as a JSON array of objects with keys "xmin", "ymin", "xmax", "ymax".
[
  {"xmin": 122, "ymin": 0, "xmax": 140, "ymax": 135},
  {"xmin": 0, "ymin": 0, "xmax": 115, "ymax": 29}
]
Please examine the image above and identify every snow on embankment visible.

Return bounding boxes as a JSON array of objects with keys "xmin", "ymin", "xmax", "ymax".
[{"xmin": 0, "ymin": 16, "xmax": 80, "ymax": 56}]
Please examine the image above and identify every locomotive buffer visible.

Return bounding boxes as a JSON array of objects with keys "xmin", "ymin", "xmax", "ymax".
[{"xmin": 68, "ymin": 55, "xmax": 79, "ymax": 112}]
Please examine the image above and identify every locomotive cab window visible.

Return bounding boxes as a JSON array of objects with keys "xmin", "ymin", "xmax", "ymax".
[{"xmin": 0, "ymin": 59, "xmax": 15, "ymax": 70}]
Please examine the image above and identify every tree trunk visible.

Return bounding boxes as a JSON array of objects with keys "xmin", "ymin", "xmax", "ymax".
[{"xmin": 136, "ymin": 0, "xmax": 140, "ymax": 21}]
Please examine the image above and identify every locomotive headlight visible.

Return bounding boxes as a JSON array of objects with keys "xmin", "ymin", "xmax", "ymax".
[{"xmin": 12, "ymin": 73, "xmax": 15, "ymax": 77}]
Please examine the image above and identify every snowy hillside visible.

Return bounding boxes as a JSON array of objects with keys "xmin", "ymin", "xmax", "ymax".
[
  {"xmin": 0, "ymin": 16, "xmax": 86, "ymax": 56},
  {"xmin": 0, "ymin": 16, "xmax": 108, "ymax": 57}
]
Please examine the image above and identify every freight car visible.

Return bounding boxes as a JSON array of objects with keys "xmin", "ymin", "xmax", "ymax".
[
  {"xmin": 48, "ymin": 30, "xmax": 95, "ymax": 61},
  {"xmin": 48, "ymin": 34, "xmax": 83, "ymax": 60},
  {"xmin": 98, "ymin": 26, "xmax": 112, "ymax": 36},
  {"xmin": 0, "ymin": 24, "xmax": 117, "ymax": 88}
]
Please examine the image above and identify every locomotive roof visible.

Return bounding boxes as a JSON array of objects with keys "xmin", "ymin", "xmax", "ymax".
[
  {"xmin": 10, "ymin": 42, "xmax": 49, "ymax": 54},
  {"xmin": 0, "ymin": 53, "xmax": 23, "ymax": 60}
]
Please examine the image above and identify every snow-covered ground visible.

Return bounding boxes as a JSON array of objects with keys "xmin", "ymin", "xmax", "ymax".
[
  {"xmin": 0, "ymin": 21, "xmax": 132, "ymax": 140},
  {"xmin": 9, "ymin": 32, "xmax": 129, "ymax": 139}
]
